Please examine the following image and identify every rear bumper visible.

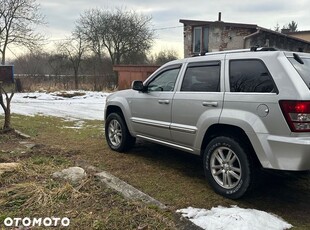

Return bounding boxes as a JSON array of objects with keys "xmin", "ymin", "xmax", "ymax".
[{"xmin": 266, "ymin": 135, "xmax": 310, "ymax": 171}]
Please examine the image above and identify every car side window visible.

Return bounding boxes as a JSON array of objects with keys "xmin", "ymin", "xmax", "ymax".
[
  {"xmin": 148, "ymin": 68, "xmax": 180, "ymax": 92},
  {"xmin": 181, "ymin": 62, "xmax": 220, "ymax": 92},
  {"xmin": 229, "ymin": 59, "xmax": 276, "ymax": 93}
]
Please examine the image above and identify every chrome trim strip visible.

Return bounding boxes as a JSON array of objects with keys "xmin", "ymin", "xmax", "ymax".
[
  {"xmin": 131, "ymin": 117, "xmax": 170, "ymax": 129},
  {"xmin": 137, "ymin": 135, "xmax": 194, "ymax": 152},
  {"xmin": 170, "ymin": 124, "xmax": 197, "ymax": 134},
  {"xmin": 132, "ymin": 118, "xmax": 197, "ymax": 134}
]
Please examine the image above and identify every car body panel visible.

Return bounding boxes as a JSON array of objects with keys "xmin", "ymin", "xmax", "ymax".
[{"xmin": 129, "ymin": 90, "xmax": 174, "ymax": 141}]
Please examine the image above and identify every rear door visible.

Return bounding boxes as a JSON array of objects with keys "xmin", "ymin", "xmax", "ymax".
[
  {"xmin": 221, "ymin": 53, "xmax": 280, "ymax": 135},
  {"xmin": 171, "ymin": 57, "xmax": 224, "ymax": 149}
]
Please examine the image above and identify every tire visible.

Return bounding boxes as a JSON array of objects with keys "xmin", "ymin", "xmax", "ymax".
[
  {"xmin": 105, "ymin": 113, "xmax": 136, "ymax": 152},
  {"xmin": 203, "ymin": 136, "xmax": 255, "ymax": 199}
]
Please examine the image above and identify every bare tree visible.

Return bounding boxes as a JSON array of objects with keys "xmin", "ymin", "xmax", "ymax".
[
  {"xmin": 122, "ymin": 50, "xmax": 148, "ymax": 64},
  {"xmin": 0, "ymin": 83, "xmax": 14, "ymax": 130},
  {"xmin": 48, "ymin": 53, "xmax": 71, "ymax": 77},
  {"xmin": 76, "ymin": 8, "xmax": 154, "ymax": 65},
  {"xmin": 274, "ymin": 22, "xmax": 280, "ymax": 32},
  {"xmin": 0, "ymin": 0, "xmax": 44, "ymax": 130},
  {"xmin": 151, "ymin": 49, "xmax": 179, "ymax": 65},
  {"xmin": 14, "ymin": 51, "xmax": 48, "ymax": 75},
  {"xmin": 57, "ymin": 31, "xmax": 86, "ymax": 89},
  {"xmin": 0, "ymin": 0, "xmax": 45, "ymax": 65}
]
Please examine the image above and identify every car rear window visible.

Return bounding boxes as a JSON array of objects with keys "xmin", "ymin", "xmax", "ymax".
[
  {"xmin": 229, "ymin": 59, "xmax": 276, "ymax": 93},
  {"xmin": 288, "ymin": 56, "xmax": 310, "ymax": 89}
]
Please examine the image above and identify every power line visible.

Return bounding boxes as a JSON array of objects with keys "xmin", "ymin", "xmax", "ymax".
[
  {"xmin": 153, "ymin": 25, "xmax": 183, "ymax": 31},
  {"xmin": 7, "ymin": 46, "xmax": 19, "ymax": 60}
]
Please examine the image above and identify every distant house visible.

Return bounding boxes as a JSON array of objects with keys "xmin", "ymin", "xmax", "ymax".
[
  {"xmin": 180, "ymin": 14, "xmax": 310, "ymax": 57},
  {"xmin": 282, "ymin": 30, "xmax": 310, "ymax": 42}
]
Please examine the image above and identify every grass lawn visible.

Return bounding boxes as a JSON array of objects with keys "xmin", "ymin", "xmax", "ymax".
[{"xmin": 1, "ymin": 114, "xmax": 309, "ymax": 229}]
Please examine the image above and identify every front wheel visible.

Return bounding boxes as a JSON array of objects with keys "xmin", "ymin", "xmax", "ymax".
[
  {"xmin": 105, "ymin": 113, "xmax": 135, "ymax": 152},
  {"xmin": 203, "ymin": 136, "xmax": 255, "ymax": 199}
]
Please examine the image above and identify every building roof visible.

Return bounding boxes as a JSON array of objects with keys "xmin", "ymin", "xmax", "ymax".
[
  {"xmin": 284, "ymin": 30, "xmax": 310, "ymax": 35},
  {"xmin": 258, "ymin": 27, "xmax": 310, "ymax": 45},
  {"xmin": 179, "ymin": 19, "xmax": 310, "ymax": 45},
  {"xmin": 179, "ymin": 19, "xmax": 257, "ymax": 29}
]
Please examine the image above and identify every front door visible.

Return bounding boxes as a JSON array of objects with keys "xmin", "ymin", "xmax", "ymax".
[{"xmin": 130, "ymin": 65, "xmax": 181, "ymax": 141}]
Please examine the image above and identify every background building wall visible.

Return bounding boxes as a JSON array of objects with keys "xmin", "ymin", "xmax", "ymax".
[
  {"xmin": 113, "ymin": 65, "xmax": 160, "ymax": 90},
  {"xmin": 183, "ymin": 23, "xmax": 256, "ymax": 57},
  {"xmin": 208, "ymin": 25, "xmax": 254, "ymax": 52}
]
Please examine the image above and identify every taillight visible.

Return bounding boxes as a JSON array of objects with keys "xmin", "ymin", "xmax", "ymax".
[{"xmin": 280, "ymin": 100, "xmax": 310, "ymax": 132}]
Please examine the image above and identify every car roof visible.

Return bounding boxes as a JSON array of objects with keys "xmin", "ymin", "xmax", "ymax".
[{"xmin": 165, "ymin": 48, "xmax": 310, "ymax": 67}]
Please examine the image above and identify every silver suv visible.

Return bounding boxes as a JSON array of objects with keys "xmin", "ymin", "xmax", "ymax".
[{"xmin": 104, "ymin": 48, "xmax": 310, "ymax": 199}]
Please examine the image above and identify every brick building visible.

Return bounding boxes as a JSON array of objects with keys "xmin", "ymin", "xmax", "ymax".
[{"xmin": 180, "ymin": 14, "xmax": 310, "ymax": 57}]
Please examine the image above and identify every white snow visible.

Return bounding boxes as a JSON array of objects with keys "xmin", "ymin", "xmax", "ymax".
[
  {"xmin": 1, "ymin": 91, "xmax": 293, "ymax": 229},
  {"xmin": 177, "ymin": 206, "xmax": 292, "ymax": 230},
  {"xmin": 1, "ymin": 91, "xmax": 109, "ymax": 120}
]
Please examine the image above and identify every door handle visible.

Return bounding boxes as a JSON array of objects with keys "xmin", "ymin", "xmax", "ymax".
[
  {"xmin": 202, "ymin": 101, "xmax": 218, "ymax": 107},
  {"xmin": 158, "ymin": 99, "xmax": 170, "ymax": 104}
]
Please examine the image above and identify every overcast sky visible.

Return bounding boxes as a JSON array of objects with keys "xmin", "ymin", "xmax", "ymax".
[{"xmin": 9, "ymin": 0, "xmax": 310, "ymax": 58}]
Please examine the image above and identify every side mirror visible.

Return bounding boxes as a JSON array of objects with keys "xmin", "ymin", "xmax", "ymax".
[{"xmin": 132, "ymin": 80, "xmax": 145, "ymax": 91}]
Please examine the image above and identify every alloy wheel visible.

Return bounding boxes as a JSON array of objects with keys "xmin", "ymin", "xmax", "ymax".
[
  {"xmin": 108, "ymin": 119, "xmax": 122, "ymax": 147},
  {"xmin": 210, "ymin": 147, "xmax": 242, "ymax": 189}
]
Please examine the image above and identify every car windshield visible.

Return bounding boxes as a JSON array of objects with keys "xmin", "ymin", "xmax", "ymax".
[{"xmin": 288, "ymin": 56, "xmax": 310, "ymax": 90}]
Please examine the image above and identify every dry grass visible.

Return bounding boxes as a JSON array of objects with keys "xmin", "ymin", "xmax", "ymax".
[
  {"xmin": 0, "ymin": 126, "xmax": 177, "ymax": 229},
  {"xmin": 16, "ymin": 76, "xmax": 117, "ymax": 92},
  {"xmin": 0, "ymin": 179, "xmax": 91, "ymax": 208}
]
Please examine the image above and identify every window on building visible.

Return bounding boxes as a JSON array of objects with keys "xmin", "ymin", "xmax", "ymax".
[
  {"xmin": 229, "ymin": 59, "xmax": 276, "ymax": 93},
  {"xmin": 181, "ymin": 61, "xmax": 220, "ymax": 92},
  {"xmin": 193, "ymin": 27, "xmax": 209, "ymax": 54}
]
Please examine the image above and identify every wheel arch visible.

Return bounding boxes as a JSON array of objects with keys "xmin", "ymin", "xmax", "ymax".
[
  {"xmin": 106, "ymin": 105, "xmax": 125, "ymax": 120},
  {"xmin": 105, "ymin": 104, "xmax": 134, "ymax": 135},
  {"xmin": 200, "ymin": 124, "xmax": 262, "ymax": 167}
]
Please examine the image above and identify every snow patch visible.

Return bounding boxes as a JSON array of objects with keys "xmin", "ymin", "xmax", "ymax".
[
  {"xmin": 2, "ymin": 91, "xmax": 110, "ymax": 120},
  {"xmin": 63, "ymin": 120, "xmax": 85, "ymax": 129},
  {"xmin": 177, "ymin": 206, "xmax": 292, "ymax": 230}
]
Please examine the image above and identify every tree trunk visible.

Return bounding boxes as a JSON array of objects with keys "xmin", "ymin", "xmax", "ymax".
[
  {"xmin": 0, "ymin": 84, "xmax": 14, "ymax": 131},
  {"xmin": 3, "ymin": 107, "xmax": 11, "ymax": 130},
  {"xmin": 74, "ymin": 71, "xmax": 79, "ymax": 90},
  {"xmin": 1, "ymin": 51, "xmax": 5, "ymax": 65}
]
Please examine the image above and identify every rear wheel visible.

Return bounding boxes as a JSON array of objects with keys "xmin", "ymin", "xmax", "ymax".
[
  {"xmin": 105, "ymin": 113, "xmax": 135, "ymax": 152},
  {"xmin": 203, "ymin": 136, "xmax": 255, "ymax": 199}
]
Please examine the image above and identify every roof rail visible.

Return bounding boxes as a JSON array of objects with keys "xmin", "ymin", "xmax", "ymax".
[
  {"xmin": 250, "ymin": 46, "xmax": 278, "ymax": 51},
  {"xmin": 191, "ymin": 51, "xmax": 207, "ymax": 57}
]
